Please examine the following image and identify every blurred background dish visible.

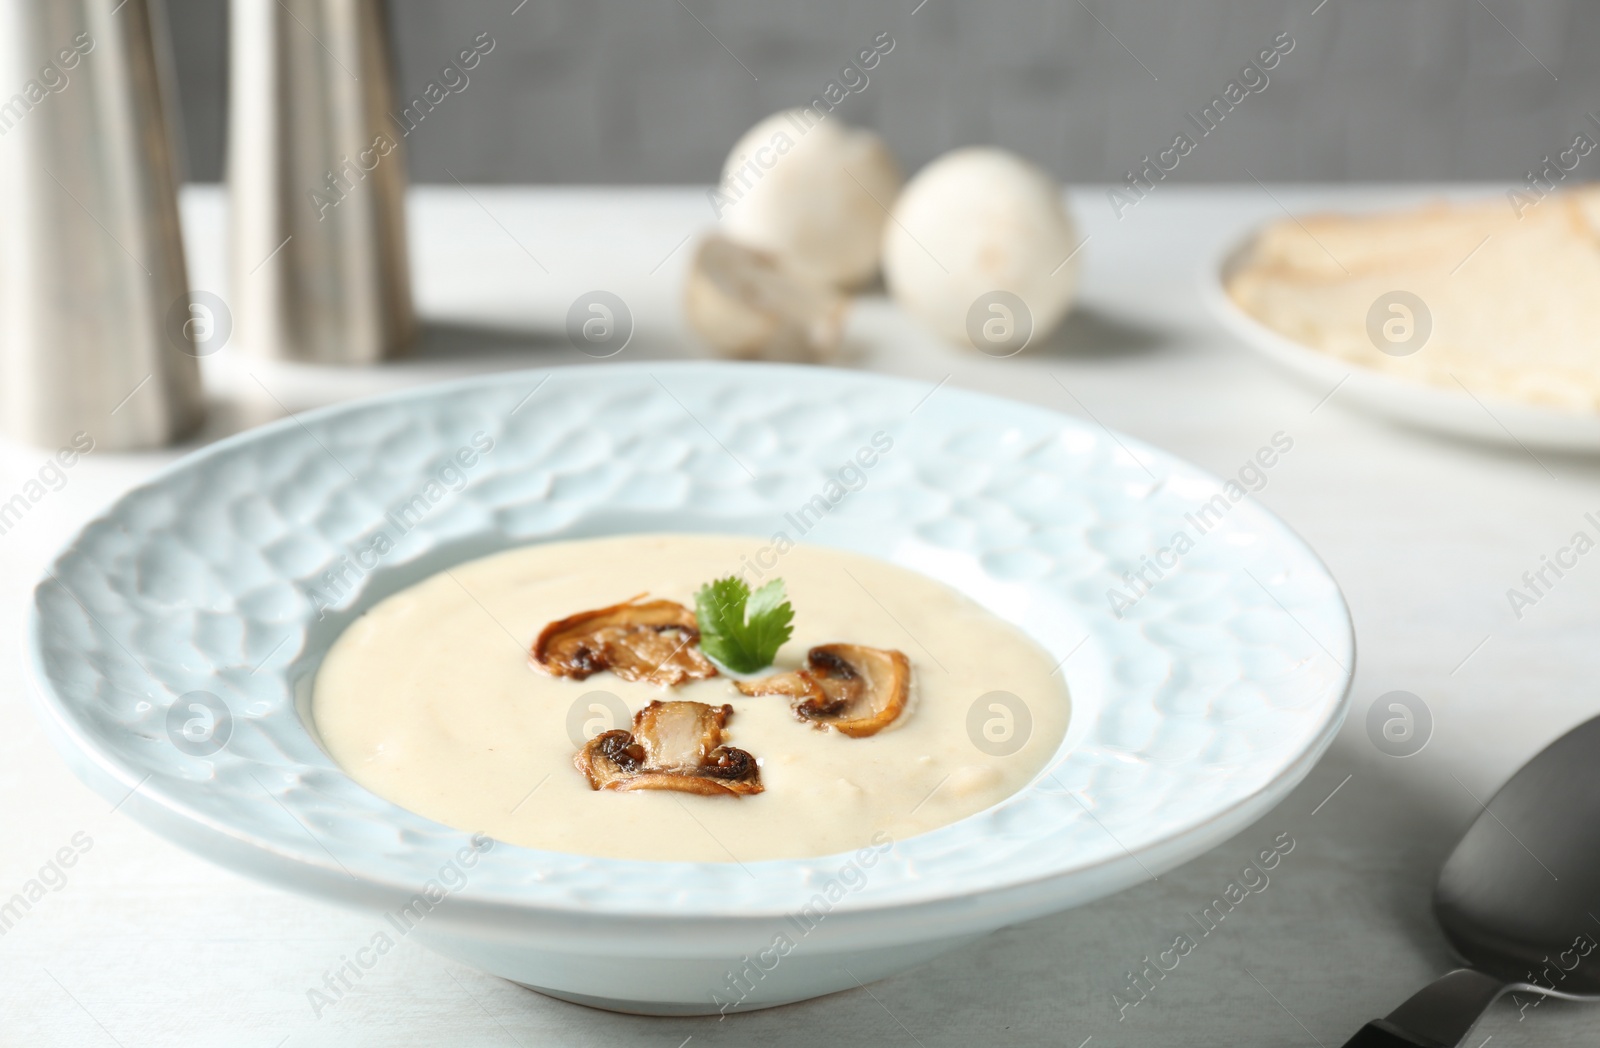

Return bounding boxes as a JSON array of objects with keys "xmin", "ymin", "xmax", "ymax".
[{"xmin": 1207, "ymin": 221, "xmax": 1600, "ymax": 453}]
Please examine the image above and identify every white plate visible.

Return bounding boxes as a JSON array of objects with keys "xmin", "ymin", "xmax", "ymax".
[
  {"xmin": 27, "ymin": 362, "xmax": 1353, "ymax": 1014},
  {"xmin": 1206, "ymin": 231, "xmax": 1600, "ymax": 452}
]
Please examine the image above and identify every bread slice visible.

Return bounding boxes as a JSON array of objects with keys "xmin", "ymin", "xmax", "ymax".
[{"xmin": 1226, "ymin": 186, "xmax": 1600, "ymax": 410}]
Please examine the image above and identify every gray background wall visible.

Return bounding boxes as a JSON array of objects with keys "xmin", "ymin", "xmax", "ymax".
[{"xmin": 165, "ymin": 0, "xmax": 1600, "ymax": 185}]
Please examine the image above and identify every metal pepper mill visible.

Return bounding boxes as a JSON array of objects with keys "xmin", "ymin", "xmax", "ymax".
[
  {"xmin": 0, "ymin": 0, "xmax": 204, "ymax": 450},
  {"xmin": 228, "ymin": 0, "xmax": 414, "ymax": 365}
]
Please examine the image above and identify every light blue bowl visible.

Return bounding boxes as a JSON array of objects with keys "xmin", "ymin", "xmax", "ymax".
[{"xmin": 26, "ymin": 362, "xmax": 1353, "ymax": 1014}]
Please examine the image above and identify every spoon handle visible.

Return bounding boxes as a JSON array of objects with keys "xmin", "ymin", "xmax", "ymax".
[{"xmin": 1339, "ymin": 968, "xmax": 1505, "ymax": 1048}]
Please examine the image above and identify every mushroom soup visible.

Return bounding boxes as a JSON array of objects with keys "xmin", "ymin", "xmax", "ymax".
[{"xmin": 313, "ymin": 534, "xmax": 1071, "ymax": 862}]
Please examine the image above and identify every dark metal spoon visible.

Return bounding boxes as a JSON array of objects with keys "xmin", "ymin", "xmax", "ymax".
[{"xmin": 1341, "ymin": 714, "xmax": 1600, "ymax": 1047}]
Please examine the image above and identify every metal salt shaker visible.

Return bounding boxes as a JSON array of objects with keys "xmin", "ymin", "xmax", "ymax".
[
  {"xmin": 0, "ymin": 0, "xmax": 204, "ymax": 450},
  {"xmin": 228, "ymin": 0, "xmax": 414, "ymax": 365}
]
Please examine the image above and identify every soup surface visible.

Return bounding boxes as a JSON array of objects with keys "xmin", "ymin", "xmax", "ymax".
[{"xmin": 313, "ymin": 534, "xmax": 1071, "ymax": 862}]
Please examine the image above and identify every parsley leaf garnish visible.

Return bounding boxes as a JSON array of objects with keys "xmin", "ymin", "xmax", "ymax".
[{"xmin": 693, "ymin": 576, "xmax": 794, "ymax": 674}]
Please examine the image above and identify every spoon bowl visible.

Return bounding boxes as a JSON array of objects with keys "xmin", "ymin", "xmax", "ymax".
[
  {"xmin": 1342, "ymin": 714, "xmax": 1600, "ymax": 1046},
  {"xmin": 1435, "ymin": 715, "xmax": 1600, "ymax": 997}
]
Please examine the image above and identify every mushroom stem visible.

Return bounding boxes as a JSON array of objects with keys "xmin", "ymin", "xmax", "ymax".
[{"xmin": 574, "ymin": 700, "xmax": 763, "ymax": 796}]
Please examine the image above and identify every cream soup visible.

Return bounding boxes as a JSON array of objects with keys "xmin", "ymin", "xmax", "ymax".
[{"xmin": 313, "ymin": 534, "xmax": 1070, "ymax": 862}]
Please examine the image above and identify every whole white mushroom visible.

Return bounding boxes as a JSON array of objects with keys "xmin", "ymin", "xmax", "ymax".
[
  {"xmin": 883, "ymin": 147, "xmax": 1081, "ymax": 354},
  {"xmin": 715, "ymin": 109, "xmax": 902, "ymax": 289}
]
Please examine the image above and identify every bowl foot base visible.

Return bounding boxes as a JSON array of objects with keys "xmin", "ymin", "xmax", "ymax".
[
  {"xmin": 414, "ymin": 928, "xmax": 987, "ymax": 1015},
  {"xmin": 516, "ymin": 983, "xmax": 803, "ymax": 1016}
]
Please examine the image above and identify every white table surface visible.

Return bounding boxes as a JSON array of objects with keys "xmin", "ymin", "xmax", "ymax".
[{"xmin": 4, "ymin": 184, "xmax": 1598, "ymax": 1048}]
